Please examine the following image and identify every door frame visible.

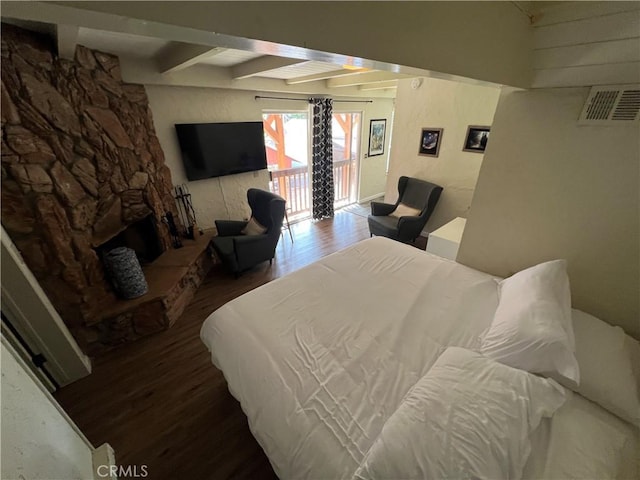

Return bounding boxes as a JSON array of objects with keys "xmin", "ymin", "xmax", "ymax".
[{"xmin": 1, "ymin": 227, "xmax": 91, "ymax": 387}]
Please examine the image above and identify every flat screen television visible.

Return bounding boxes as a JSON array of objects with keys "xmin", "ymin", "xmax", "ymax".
[{"xmin": 175, "ymin": 121, "xmax": 268, "ymax": 181}]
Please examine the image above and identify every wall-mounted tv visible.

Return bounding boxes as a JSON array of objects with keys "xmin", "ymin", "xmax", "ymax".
[{"xmin": 175, "ymin": 121, "xmax": 268, "ymax": 181}]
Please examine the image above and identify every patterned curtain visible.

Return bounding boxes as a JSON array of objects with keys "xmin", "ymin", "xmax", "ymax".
[{"xmin": 310, "ymin": 98, "xmax": 334, "ymax": 220}]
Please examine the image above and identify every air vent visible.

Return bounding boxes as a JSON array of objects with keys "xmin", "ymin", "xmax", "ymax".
[
  {"xmin": 612, "ymin": 90, "xmax": 640, "ymax": 120},
  {"xmin": 579, "ymin": 85, "xmax": 640, "ymax": 125}
]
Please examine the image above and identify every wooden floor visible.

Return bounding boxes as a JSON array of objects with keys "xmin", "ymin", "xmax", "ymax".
[{"xmin": 55, "ymin": 211, "xmax": 376, "ymax": 480}]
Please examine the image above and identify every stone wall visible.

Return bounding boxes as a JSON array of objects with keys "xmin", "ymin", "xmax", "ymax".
[{"xmin": 1, "ymin": 25, "xmax": 181, "ymax": 352}]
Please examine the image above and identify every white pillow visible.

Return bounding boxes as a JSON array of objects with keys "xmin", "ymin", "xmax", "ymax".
[
  {"xmin": 389, "ymin": 202, "xmax": 421, "ymax": 218},
  {"xmin": 480, "ymin": 259, "xmax": 580, "ymax": 385},
  {"xmin": 524, "ymin": 392, "xmax": 639, "ymax": 480},
  {"xmin": 241, "ymin": 217, "xmax": 267, "ymax": 236},
  {"xmin": 353, "ymin": 347, "xmax": 566, "ymax": 480},
  {"xmin": 569, "ymin": 309, "xmax": 640, "ymax": 426}
]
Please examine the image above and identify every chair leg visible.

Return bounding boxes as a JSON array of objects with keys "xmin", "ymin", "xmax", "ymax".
[
  {"xmin": 269, "ymin": 258, "xmax": 273, "ymax": 265},
  {"xmin": 284, "ymin": 209, "xmax": 293, "ymax": 243}
]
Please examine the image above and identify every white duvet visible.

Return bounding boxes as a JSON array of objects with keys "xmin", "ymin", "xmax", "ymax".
[{"xmin": 201, "ymin": 237, "xmax": 638, "ymax": 479}]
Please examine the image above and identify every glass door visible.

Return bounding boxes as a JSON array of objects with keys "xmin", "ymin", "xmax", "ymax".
[
  {"xmin": 263, "ymin": 110, "xmax": 362, "ymax": 219},
  {"xmin": 262, "ymin": 112, "xmax": 311, "ymax": 221},
  {"xmin": 331, "ymin": 112, "xmax": 361, "ymax": 209}
]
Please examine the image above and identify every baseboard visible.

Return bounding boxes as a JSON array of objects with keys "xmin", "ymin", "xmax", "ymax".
[{"xmin": 358, "ymin": 193, "xmax": 385, "ymax": 204}]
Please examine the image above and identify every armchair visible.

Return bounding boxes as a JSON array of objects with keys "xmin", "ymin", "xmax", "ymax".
[
  {"xmin": 368, "ymin": 176, "xmax": 443, "ymax": 243},
  {"xmin": 211, "ymin": 188, "xmax": 286, "ymax": 275}
]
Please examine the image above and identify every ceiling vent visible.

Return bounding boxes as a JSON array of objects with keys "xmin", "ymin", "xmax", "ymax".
[{"xmin": 578, "ymin": 85, "xmax": 640, "ymax": 125}]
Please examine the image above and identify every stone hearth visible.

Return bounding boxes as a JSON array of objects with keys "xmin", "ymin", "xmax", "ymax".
[
  {"xmin": 89, "ymin": 234, "xmax": 214, "ymax": 347},
  {"xmin": 0, "ymin": 24, "xmax": 195, "ymax": 354}
]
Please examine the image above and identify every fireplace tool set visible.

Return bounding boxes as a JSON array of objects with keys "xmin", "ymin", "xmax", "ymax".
[
  {"xmin": 174, "ymin": 184, "xmax": 203, "ymax": 239},
  {"xmin": 162, "ymin": 211, "xmax": 183, "ymax": 249},
  {"xmin": 161, "ymin": 184, "xmax": 204, "ymax": 249}
]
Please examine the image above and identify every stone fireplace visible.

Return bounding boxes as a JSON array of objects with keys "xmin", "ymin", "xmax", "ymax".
[
  {"xmin": 95, "ymin": 215, "xmax": 164, "ymax": 266},
  {"xmin": 0, "ymin": 24, "xmax": 211, "ymax": 355}
]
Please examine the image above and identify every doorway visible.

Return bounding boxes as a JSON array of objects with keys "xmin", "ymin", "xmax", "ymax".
[
  {"xmin": 263, "ymin": 112, "xmax": 310, "ymax": 221},
  {"xmin": 263, "ymin": 110, "xmax": 362, "ymax": 221},
  {"xmin": 331, "ymin": 112, "xmax": 361, "ymax": 209}
]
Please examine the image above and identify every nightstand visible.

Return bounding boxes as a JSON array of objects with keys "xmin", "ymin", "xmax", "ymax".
[{"xmin": 426, "ymin": 217, "xmax": 467, "ymax": 261}]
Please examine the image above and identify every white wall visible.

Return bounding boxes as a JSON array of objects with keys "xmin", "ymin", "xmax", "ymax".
[
  {"xmin": 352, "ymin": 100, "xmax": 394, "ymax": 202},
  {"xmin": 532, "ymin": 2, "xmax": 640, "ymax": 88},
  {"xmin": 146, "ymin": 85, "xmax": 394, "ymax": 226},
  {"xmin": 1, "ymin": 338, "xmax": 96, "ymax": 480},
  {"xmin": 458, "ymin": 87, "xmax": 640, "ymax": 338},
  {"xmin": 385, "ymin": 78, "xmax": 500, "ymax": 232},
  {"xmin": 146, "ymin": 85, "xmax": 268, "ymax": 228}
]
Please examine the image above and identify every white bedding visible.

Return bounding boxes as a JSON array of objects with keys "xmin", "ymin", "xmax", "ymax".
[
  {"xmin": 523, "ymin": 392, "xmax": 639, "ymax": 479},
  {"xmin": 200, "ymin": 237, "xmax": 638, "ymax": 479},
  {"xmin": 353, "ymin": 347, "xmax": 567, "ymax": 480}
]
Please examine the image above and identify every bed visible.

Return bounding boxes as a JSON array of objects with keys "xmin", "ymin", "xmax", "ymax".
[{"xmin": 201, "ymin": 236, "xmax": 639, "ymax": 479}]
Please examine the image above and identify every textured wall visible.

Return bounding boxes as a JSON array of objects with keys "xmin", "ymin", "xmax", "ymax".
[
  {"xmin": 146, "ymin": 85, "xmax": 395, "ymax": 226},
  {"xmin": 1, "ymin": 343, "xmax": 95, "ymax": 480},
  {"xmin": 385, "ymin": 78, "xmax": 500, "ymax": 232},
  {"xmin": 355, "ymin": 99, "xmax": 394, "ymax": 202},
  {"xmin": 0, "ymin": 25, "xmax": 180, "ymax": 351},
  {"xmin": 458, "ymin": 88, "xmax": 640, "ymax": 338},
  {"xmin": 145, "ymin": 85, "xmax": 269, "ymax": 228}
]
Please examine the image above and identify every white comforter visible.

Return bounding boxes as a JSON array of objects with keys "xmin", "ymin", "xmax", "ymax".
[{"xmin": 201, "ymin": 237, "xmax": 637, "ymax": 479}]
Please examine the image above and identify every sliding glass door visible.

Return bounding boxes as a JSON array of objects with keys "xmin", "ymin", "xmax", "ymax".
[
  {"xmin": 331, "ymin": 112, "xmax": 361, "ymax": 209},
  {"xmin": 263, "ymin": 112, "xmax": 310, "ymax": 220},
  {"xmin": 263, "ymin": 110, "xmax": 361, "ymax": 220}
]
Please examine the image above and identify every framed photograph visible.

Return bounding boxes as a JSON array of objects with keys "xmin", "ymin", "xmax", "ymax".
[
  {"xmin": 463, "ymin": 125, "xmax": 490, "ymax": 153},
  {"xmin": 368, "ymin": 119, "xmax": 386, "ymax": 156},
  {"xmin": 418, "ymin": 128, "xmax": 443, "ymax": 157}
]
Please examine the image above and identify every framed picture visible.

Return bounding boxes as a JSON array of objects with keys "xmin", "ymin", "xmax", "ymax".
[
  {"xmin": 418, "ymin": 128, "xmax": 443, "ymax": 157},
  {"xmin": 463, "ymin": 125, "xmax": 490, "ymax": 153},
  {"xmin": 368, "ymin": 119, "xmax": 386, "ymax": 156}
]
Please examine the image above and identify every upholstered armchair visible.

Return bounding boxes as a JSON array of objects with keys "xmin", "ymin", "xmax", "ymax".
[
  {"xmin": 368, "ymin": 176, "xmax": 443, "ymax": 243},
  {"xmin": 211, "ymin": 188, "xmax": 286, "ymax": 275}
]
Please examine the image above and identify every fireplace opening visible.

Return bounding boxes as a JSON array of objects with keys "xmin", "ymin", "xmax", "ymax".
[{"xmin": 95, "ymin": 215, "xmax": 164, "ymax": 265}]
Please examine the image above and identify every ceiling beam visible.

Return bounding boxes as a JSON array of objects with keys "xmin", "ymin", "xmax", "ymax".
[
  {"xmin": 327, "ymin": 71, "xmax": 409, "ymax": 88},
  {"xmin": 358, "ymin": 81, "xmax": 398, "ymax": 91},
  {"xmin": 286, "ymin": 68, "xmax": 370, "ymax": 85},
  {"xmin": 0, "ymin": 1, "xmax": 512, "ymax": 88},
  {"xmin": 156, "ymin": 42, "xmax": 226, "ymax": 74},
  {"xmin": 231, "ymin": 56, "xmax": 308, "ymax": 80},
  {"xmin": 56, "ymin": 24, "xmax": 79, "ymax": 60},
  {"xmin": 119, "ymin": 58, "xmax": 396, "ymax": 99}
]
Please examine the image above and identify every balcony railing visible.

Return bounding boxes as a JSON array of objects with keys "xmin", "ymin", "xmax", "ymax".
[
  {"xmin": 334, "ymin": 159, "xmax": 352, "ymax": 207},
  {"xmin": 269, "ymin": 159, "xmax": 354, "ymax": 218}
]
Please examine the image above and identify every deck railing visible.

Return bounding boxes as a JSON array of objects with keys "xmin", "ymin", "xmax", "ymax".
[
  {"xmin": 270, "ymin": 165, "xmax": 309, "ymax": 216},
  {"xmin": 269, "ymin": 159, "xmax": 354, "ymax": 217},
  {"xmin": 333, "ymin": 159, "xmax": 351, "ymax": 206}
]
